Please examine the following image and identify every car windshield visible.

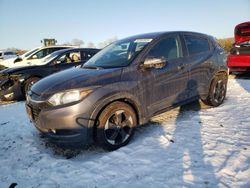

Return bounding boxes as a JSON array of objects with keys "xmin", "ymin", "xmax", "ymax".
[
  {"xmin": 41, "ymin": 50, "xmax": 64, "ymax": 64},
  {"xmin": 21, "ymin": 48, "xmax": 40, "ymax": 58},
  {"xmin": 83, "ymin": 38, "xmax": 152, "ymax": 68}
]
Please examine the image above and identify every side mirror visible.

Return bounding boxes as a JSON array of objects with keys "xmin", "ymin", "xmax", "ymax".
[
  {"xmin": 142, "ymin": 57, "xmax": 167, "ymax": 69},
  {"xmin": 13, "ymin": 57, "xmax": 22, "ymax": 63}
]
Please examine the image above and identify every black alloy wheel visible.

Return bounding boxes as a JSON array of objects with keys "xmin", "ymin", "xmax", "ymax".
[
  {"xmin": 202, "ymin": 74, "xmax": 228, "ymax": 107},
  {"xmin": 96, "ymin": 101, "xmax": 137, "ymax": 150}
]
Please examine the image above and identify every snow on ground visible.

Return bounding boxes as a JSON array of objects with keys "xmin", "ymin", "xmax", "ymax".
[{"xmin": 0, "ymin": 78, "xmax": 250, "ymax": 188}]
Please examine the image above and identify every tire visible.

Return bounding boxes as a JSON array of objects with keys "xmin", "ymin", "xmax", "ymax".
[
  {"xmin": 202, "ymin": 74, "xmax": 228, "ymax": 107},
  {"xmin": 23, "ymin": 77, "xmax": 40, "ymax": 96},
  {"xmin": 95, "ymin": 101, "xmax": 137, "ymax": 151}
]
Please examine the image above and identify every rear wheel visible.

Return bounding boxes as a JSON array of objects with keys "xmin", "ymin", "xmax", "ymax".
[
  {"xmin": 202, "ymin": 74, "xmax": 228, "ymax": 107},
  {"xmin": 23, "ymin": 77, "xmax": 40, "ymax": 96},
  {"xmin": 95, "ymin": 101, "xmax": 137, "ymax": 150}
]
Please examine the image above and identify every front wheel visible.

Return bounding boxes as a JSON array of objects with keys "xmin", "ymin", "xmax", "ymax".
[
  {"xmin": 95, "ymin": 101, "xmax": 137, "ymax": 150},
  {"xmin": 202, "ymin": 74, "xmax": 228, "ymax": 107}
]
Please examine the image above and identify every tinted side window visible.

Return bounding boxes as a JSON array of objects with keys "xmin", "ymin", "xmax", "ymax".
[
  {"xmin": 146, "ymin": 37, "xmax": 180, "ymax": 60},
  {"xmin": 184, "ymin": 35, "xmax": 210, "ymax": 55}
]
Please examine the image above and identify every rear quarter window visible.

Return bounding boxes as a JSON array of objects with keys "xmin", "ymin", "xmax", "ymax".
[{"xmin": 184, "ymin": 35, "xmax": 210, "ymax": 56}]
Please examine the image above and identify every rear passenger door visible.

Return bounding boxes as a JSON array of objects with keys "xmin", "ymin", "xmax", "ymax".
[
  {"xmin": 183, "ymin": 34, "xmax": 213, "ymax": 98},
  {"xmin": 144, "ymin": 34, "xmax": 190, "ymax": 114}
]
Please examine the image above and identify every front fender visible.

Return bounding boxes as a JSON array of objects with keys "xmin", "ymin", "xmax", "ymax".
[
  {"xmin": 88, "ymin": 90, "xmax": 145, "ymax": 129},
  {"xmin": 0, "ymin": 78, "xmax": 23, "ymax": 101}
]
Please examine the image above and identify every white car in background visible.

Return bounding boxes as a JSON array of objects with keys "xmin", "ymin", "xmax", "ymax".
[
  {"xmin": 0, "ymin": 51, "xmax": 18, "ymax": 61},
  {"xmin": 0, "ymin": 45, "xmax": 75, "ymax": 68}
]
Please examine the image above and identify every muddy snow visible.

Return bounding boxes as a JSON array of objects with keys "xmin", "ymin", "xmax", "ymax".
[{"xmin": 0, "ymin": 77, "xmax": 249, "ymax": 188}]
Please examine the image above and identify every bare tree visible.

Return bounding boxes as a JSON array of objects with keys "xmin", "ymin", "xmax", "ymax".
[{"xmin": 217, "ymin": 38, "xmax": 234, "ymax": 53}]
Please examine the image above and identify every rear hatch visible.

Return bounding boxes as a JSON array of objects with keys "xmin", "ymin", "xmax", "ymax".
[
  {"xmin": 231, "ymin": 22, "xmax": 250, "ymax": 55},
  {"xmin": 235, "ymin": 22, "xmax": 250, "ymax": 45}
]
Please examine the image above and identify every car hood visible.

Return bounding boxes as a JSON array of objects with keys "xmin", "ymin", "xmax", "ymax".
[
  {"xmin": 234, "ymin": 22, "xmax": 250, "ymax": 44},
  {"xmin": 31, "ymin": 67, "xmax": 122, "ymax": 95},
  {"xmin": 0, "ymin": 60, "xmax": 25, "ymax": 68},
  {"xmin": 0, "ymin": 57, "xmax": 40, "ymax": 68},
  {"xmin": 0, "ymin": 65, "xmax": 39, "ymax": 75}
]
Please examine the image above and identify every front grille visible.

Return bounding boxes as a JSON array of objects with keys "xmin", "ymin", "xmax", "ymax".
[
  {"xmin": 28, "ymin": 104, "xmax": 41, "ymax": 122},
  {"xmin": 31, "ymin": 106, "xmax": 41, "ymax": 121},
  {"xmin": 27, "ymin": 90, "xmax": 51, "ymax": 122}
]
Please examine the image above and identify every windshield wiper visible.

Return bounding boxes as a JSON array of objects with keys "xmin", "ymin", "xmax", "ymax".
[{"xmin": 82, "ymin": 65, "xmax": 104, "ymax": 70}]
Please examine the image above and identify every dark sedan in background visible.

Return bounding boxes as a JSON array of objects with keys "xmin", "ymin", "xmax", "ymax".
[
  {"xmin": 0, "ymin": 48, "xmax": 99, "ymax": 101},
  {"xmin": 26, "ymin": 31, "xmax": 228, "ymax": 150}
]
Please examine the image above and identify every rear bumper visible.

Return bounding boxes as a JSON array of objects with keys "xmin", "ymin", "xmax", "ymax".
[
  {"xmin": 228, "ymin": 66, "xmax": 250, "ymax": 72},
  {"xmin": 227, "ymin": 55, "xmax": 250, "ymax": 72}
]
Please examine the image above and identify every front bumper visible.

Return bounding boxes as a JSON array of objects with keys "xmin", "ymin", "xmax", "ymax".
[
  {"xmin": 26, "ymin": 94, "xmax": 96, "ymax": 145},
  {"xmin": 0, "ymin": 78, "xmax": 23, "ymax": 101}
]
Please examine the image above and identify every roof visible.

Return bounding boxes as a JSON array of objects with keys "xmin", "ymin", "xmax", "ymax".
[{"xmin": 120, "ymin": 31, "xmax": 211, "ymax": 42}]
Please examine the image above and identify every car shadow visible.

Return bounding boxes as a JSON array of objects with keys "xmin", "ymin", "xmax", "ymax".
[
  {"xmin": 232, "ymin": 72, "xmax": 250, "ymax": 93},
  {"xmin": 37, "ymin": 135, "xmax": 105, "ymax": 159},
  {"xmin": 167, "ymin": 80, "xmax": 218, "ymax": 186},
  {"xmin": 171, "ymin": 101, "xmax": 217, "ymax": 186},
  {"xmin": 134, "ymin": 80, "xmax": 218, "ymax": 186}
]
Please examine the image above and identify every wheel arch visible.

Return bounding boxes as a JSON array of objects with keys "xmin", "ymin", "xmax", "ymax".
[
  {"xmin": 202, "ymin": 70, "xmax": 228, "ymax": 101},
  {"xmin": 89, "ymin": 92, "xmax": 144, "ymax": 130},
  {"xmin": 21, "ymin": 75, "xmax": 42, "ymax": 95}
]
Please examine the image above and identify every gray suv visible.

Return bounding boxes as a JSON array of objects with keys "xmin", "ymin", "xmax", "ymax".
[{"xmin": 26, "ymin": 31, "xmax": 228, "ymax": 150}]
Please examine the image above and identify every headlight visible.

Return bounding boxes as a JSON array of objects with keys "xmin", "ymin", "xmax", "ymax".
[{"xmin": 48, "ymin": 89, "xmax": 92, "ymax": 106}]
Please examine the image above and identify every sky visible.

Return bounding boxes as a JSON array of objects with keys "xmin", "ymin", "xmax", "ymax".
[{"xmin": 0, "ymin": 0, "xmax": 249, "ymax": 50}]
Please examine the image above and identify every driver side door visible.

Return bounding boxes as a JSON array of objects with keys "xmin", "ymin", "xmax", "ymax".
[{"xmin": 144, "ymin": 35, "xmax": 190, "ymax": 114}]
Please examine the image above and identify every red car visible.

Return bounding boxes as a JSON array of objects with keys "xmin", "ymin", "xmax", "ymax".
[{"xmin": 228, "ymin": 21, "xmax": 250, "ymax": 72}]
